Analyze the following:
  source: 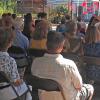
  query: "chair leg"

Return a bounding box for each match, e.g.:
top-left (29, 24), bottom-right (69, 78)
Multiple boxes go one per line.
top-left (32, 89), bottom-right (39, 100)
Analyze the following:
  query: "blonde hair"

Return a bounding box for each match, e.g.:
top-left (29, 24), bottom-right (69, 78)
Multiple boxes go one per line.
top-left (85, 24), bottom-right (100, 44)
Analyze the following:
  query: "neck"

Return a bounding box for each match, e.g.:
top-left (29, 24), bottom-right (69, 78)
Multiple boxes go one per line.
top-left (47, 49), bottom-right (61, 54)
top-left (0, 49), bottom-right (7, 52)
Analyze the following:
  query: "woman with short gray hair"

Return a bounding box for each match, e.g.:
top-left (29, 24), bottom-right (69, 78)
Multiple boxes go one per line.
top-left (0, 27), bottom-right (32, 100)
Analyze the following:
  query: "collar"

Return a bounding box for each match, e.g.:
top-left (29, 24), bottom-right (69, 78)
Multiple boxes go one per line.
top-left (0, 51), bottom-right (9, 56)
top-left (44, 53), bottom-right (63, 58)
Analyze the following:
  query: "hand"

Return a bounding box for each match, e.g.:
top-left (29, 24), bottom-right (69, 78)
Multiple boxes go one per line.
top-left (14, 79), bottom-right (23, 86)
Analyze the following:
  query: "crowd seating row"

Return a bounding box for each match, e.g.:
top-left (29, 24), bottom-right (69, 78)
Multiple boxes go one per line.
top-left (6, 46), bottom-right (100, 99)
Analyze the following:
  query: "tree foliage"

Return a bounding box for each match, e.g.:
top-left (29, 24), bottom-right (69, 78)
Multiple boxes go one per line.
top-left (48, 5), bottom-right (69, 23)
top-left (0, 0), bottom-right (16, 15)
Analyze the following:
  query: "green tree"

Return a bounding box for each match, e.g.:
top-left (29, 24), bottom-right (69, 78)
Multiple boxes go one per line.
top-left (0, 0), bottom-right (16, 15)
top-left (56, 5), bottom-right (68, 15)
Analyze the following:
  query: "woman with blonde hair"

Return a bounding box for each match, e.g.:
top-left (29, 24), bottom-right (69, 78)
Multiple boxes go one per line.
top-left (29, 20), bottom-right (47, 50)
top-left (84, 23), bottom-right (100, 83)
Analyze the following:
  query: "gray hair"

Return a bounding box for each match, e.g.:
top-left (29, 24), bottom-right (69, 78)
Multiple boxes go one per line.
top-left (0, 27), bottom-right (15, 51)
top-left (47, 31), bottom-right (65, 50)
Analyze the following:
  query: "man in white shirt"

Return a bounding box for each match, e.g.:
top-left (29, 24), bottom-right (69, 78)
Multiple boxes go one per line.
top-left (31, 31), bottom-right (94, 100)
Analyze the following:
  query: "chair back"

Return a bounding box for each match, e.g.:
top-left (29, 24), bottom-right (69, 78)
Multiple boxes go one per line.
top-left (82, 56), bottom-right (100, 82)
top-left (8, 46), bottom-right (29, 78)
top-left (83, 56), bottom-right (100, 65)
top-left (27, 48), bottom-right (46, 57)
top-left (26, 75), bottom-right (66, 100)
top-left (8, 46), bottom-right (28, 68)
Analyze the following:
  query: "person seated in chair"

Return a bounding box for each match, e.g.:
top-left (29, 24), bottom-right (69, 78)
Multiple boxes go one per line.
top-left (31, 31), bottom-right (94, 100)
top-left (0, 27), bottom-right (32, 100)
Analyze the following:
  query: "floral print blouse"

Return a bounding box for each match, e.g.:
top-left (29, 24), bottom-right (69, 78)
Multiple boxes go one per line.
top-left (0, 52), bottom-right (20, 82)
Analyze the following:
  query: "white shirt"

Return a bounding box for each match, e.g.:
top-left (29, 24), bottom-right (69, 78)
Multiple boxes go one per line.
top-left (31, 53), bottom-right (82, 100)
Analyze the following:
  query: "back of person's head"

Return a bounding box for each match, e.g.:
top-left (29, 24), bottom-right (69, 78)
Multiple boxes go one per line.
top-left (33, 20), bottom-right (49, 39)
top-left (77, 16), bottom-right (82, 22)
top-left (0, 27), bottom-right (15, 51)
top-left (61, 17), bottom-right (66, 24)
top-left (47, 31), bottom-right (65, 50)
top-left (24, 13), bottom-right (32, 22)
top-left (85, 26), bottom-right (97, 44)
top-left (65, 14), bottom-right (70, 20)
top-left (12, 13), bottom-right (17, 20)
top-left (88, 16), bottom-right (96, 26)
top-left (23, 13), bottom-right (33, 36)
top-left (37, 12), bottom-right (47, 19)
top-left (65, 20), bottom-right (77, 36)
top-left (41, 12), bottom-right (47, 19)
top-left (7, 13), bottom-right (12, 16)
top-left (37, 12), bottom-right (42, 19)
top-left (90, 16), bottom-right (100, 26)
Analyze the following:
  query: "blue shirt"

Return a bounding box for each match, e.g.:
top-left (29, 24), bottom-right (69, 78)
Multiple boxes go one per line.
top-left (13, 29), bottom-right (29, 49)
top-left (56, 24), bottom-right (66, 33)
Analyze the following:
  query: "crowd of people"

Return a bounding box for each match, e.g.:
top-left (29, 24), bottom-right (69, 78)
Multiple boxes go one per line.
top-left (0, 12), bottom-right (100, 100)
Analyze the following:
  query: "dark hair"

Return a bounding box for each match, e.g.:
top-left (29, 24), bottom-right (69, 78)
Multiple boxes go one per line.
top-left (7, 13), bottom-right (11, 16)
top-left (65, 14), bottom-right (70, 20)
top-left (85, 25), bottom-right (99, 44)
top-left (12, 14), bottom-right (16, 19)
top-left (2, 13), bottom-right (11, 18)
top-left (24, 13), bottom-right (32, 22)
top-left (88, 16), bottom-right (96, 26)
top-left (37, 12), bottom-right (47, 19)
top-left (22, 13), bottom-right (32, 40)
top-left (47, 31), bottom-right (65, 50)
top-left (61, 17), bottom-right (66, 24)
top-left (77, 16), bottom-right (82, 22)
top-left (0, 28), bottom-right (15, 51)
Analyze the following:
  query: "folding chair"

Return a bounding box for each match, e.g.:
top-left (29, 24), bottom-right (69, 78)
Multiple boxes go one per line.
top-left (82, 56), bottom-right (100, 82)
top-left (82, 56), bottom-right (100, 97)
top-left (0, 71), bottom-right (30, 100)
top-left (25, 75), bottom-right (66, 100)
top-left (27, 48), bottom-right (46, 58)
top-left (8, 46), bottom-right (30, 78)
top-left (26, 48), bottom-right (46, 68)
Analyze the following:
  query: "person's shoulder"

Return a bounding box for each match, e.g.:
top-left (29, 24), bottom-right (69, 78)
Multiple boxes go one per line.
top-left (60, 56), bottom-right (76, 67)
top-left (33, 56), bottom-right (45, 62)
top-left (5, 54), bottom-right (16, 64)
top-left (9, 56), bottom-right (16, 62)
top-left (20, 32), bottom-right (29, 41)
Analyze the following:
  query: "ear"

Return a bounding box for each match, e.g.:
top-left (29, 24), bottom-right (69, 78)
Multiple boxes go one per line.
top-left (56, 41), bottom-right (65, 53)
top-left (7, 41), bottom-right (12, 49)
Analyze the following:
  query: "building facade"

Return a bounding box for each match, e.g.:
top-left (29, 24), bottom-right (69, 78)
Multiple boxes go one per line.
top-left (17, 0), bottom-right (47, 13)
